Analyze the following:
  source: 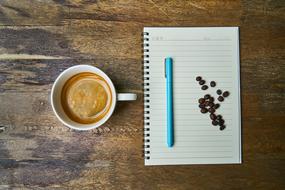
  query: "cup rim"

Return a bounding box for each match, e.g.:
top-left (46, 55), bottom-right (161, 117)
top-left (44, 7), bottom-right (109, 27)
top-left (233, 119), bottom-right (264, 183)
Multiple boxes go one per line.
top-left (51, 65), bottom-right (117, 130)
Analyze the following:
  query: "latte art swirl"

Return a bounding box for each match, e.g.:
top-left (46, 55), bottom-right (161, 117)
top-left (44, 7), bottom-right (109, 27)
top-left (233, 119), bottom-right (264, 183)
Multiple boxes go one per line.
top-left (61, 72), bottom-right (112, 124)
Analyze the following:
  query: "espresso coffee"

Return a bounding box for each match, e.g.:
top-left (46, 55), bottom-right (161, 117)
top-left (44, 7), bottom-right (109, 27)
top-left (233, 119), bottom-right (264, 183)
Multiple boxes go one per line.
top-left (61, 72), bottom-right (112, 124)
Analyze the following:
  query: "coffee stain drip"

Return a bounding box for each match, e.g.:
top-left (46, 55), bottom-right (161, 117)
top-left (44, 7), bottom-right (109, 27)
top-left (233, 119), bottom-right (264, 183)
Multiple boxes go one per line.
top-left (142, 32), bottom-right (150, 160)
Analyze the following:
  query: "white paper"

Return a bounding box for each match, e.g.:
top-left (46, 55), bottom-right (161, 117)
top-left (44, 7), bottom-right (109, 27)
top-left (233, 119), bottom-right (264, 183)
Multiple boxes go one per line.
top-left (143, 27), bottom-right (241, 165)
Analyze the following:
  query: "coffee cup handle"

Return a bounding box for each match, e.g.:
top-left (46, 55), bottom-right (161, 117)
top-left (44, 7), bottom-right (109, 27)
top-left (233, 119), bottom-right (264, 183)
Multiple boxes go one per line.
top-left (117, 93), bottom-right (137, 101)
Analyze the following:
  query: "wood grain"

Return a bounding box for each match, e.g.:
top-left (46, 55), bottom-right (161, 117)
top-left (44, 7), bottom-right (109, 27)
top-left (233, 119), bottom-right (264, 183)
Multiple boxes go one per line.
top-left (0, 0), bottom-right (284, 189)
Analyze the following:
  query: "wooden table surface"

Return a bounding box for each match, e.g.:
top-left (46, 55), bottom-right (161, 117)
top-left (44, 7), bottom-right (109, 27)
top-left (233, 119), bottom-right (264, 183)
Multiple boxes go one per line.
top-left (0, 0), bottom-right (284, 189)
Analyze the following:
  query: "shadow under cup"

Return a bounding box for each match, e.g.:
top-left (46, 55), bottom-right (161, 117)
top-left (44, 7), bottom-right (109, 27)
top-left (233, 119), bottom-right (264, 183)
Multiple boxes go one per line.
top-left (51, 65), bottom-right (117, 130)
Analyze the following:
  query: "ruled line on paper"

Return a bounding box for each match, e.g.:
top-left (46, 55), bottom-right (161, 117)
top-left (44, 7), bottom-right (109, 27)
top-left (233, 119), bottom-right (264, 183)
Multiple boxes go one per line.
top-left (149, 112), bottom-right (232, 115)
top-left (151, 44), bottom-right (232, 46)
top-left (150, 128), bottom-right (233, 131)
top-left (150, 55), bottom-right (232, 58)
top-left (150, 66), bottom-right (233, 69)
top-left (150, 114), bottom-right (232, 117)
top-left (150, 123), bottom-right (233, 126)
top-left (148, 91), bottom-right (228, 94)
top-left (150, 130), bottom-right (233, 133)
top-left (150, 76), bottom-right (233, 79)
top-left (151, 150), bottom-right (233, 153)
top-left (151, 39), bottom-right (232, 41)
top-left (149, 70), bottom-right (233, 72)
top-left (149, 57), bottom-right (232, 59)
top-left (149, 60), bottom-right (233, 63)
top-left (149, 139), bottom-right (231, 143)
top-left (151, 92), bottom-right (232, 95)
top-left (151, 117), bottom-right (231, 122)
top-left (149, 111), bottom-right (231, 114)
top-left (150, 134), bottom-right (232, 137)
top-left (150, 145), bottom-right (232, 148)
top-left (150, 128), bottom-right (233, 130)
top-left (150, 157), bottom-right (233, 159)
top-left (149, 99), bottom-right (232, 103)
top-left (150, 107), bottom-right (232, 110)
top-left (150, 61), bottom-right (232, 63)
top-left (148, 141), bottom-right (233, 145)
top-left (151, 79), bottom-right (233, 84)
top-left (150, 50), bottom-right (232, 53)
top-left (150, 85), bottom-right (234, 87)
top-left (149, 68), bottom-right (233, 71)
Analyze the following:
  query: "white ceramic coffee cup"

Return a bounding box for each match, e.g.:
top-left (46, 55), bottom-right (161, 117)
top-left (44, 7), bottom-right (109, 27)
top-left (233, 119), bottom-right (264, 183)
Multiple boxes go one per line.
top-left (51, 65), bottom-right (137, 130)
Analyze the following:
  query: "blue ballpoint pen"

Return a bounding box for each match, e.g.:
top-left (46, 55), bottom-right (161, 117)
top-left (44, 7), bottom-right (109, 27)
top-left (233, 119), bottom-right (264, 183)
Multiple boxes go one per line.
top-left (165, 57), bottom-right (174, 147)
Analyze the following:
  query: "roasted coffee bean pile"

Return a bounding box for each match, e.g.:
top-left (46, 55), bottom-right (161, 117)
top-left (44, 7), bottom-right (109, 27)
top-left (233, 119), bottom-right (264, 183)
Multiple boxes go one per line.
top-left (196, 76), bottom-right (230, 131)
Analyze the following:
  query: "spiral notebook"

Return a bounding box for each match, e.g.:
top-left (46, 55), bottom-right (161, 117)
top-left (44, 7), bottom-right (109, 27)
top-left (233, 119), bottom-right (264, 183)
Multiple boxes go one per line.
top-left (143, 27), bottom-right (241, 165)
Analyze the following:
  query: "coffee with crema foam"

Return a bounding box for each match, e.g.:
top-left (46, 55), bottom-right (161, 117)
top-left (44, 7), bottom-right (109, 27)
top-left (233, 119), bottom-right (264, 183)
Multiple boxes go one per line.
top-left (61, 72), bottom-right (112, 124)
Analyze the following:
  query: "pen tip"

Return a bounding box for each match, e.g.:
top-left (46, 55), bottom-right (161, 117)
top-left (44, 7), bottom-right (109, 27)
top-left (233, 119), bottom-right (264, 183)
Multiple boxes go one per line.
top-left (168, 143), bottom-right (174, 148)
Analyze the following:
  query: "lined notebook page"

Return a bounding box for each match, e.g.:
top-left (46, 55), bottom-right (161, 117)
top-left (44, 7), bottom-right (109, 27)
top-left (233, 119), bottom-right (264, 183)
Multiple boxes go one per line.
top-left (144, 27), bottom-right (241, 165)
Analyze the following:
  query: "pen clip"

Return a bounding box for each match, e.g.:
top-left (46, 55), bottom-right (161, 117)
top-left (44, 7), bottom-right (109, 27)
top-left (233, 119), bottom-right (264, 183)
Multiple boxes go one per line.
top-left (164, 58), bottom-right (166, 78)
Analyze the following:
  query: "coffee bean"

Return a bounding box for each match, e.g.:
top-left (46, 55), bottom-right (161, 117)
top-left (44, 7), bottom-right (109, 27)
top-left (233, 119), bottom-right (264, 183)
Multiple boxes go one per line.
top-left (212, 120), bottom-right (218, 126)
top-left (209, 97), bottom-right (214, 102)
top-left (217, 89), bottom-right (222, 95)
top-left (196, 76), bottom-right (202, 81)
top-left (201, 85), bottom-right (208, 90)
top-left (217, 115), bottom-right (222, 120)
top-left (199, 104), bottom-right (205, 108)
top-left (198, 98), bottom-right (205, 104)
top-left (219, 125), bottom-right (226, 130)
top-left (204, 94), bottom-right (210, 99)
top-left (218, 119), bottom-right (225, 125)
top-left (218, 96), bottom-right (224, 102)
top-left (208, 108), bottom-right (215, 113)
top-left (213, 103), bottom-right (220, 109)
top-left (205, 101), bottom-right (210, 106)
top-left (200, 108), bottom-right (208, 113)
top-left (210, 114), bottom-right (217, 120)
top-left (208, 102), bottom-right (214, 107)
top-left (199, 80), bottom-right (206, 85)
top-left (223, 91), bottom-right (230, 97)
top-left (210, 81), bottom-right (216, 87)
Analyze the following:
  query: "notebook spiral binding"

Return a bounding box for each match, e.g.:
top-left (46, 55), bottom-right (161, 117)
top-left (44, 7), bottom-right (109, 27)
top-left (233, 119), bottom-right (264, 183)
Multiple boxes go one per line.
top-left (143, 32), bottom-right (150, 160)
